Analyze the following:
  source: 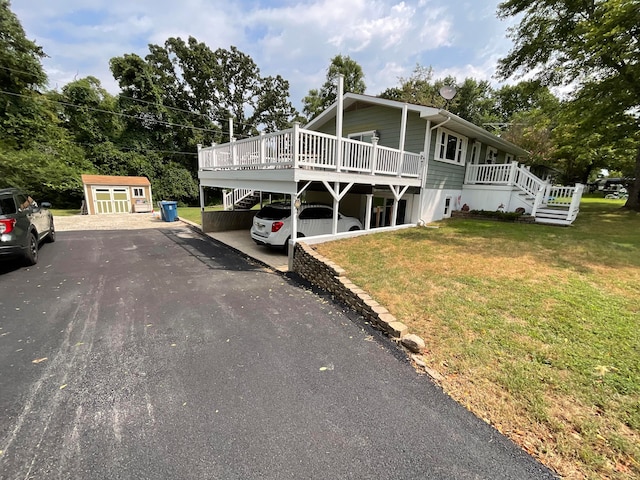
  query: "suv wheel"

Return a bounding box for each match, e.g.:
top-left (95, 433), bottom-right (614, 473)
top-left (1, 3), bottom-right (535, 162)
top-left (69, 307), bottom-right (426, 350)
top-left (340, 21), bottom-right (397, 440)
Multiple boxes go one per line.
top-left (46, 218), bottom-right (56, 242)
top-left (24, 232), bottom-right (38, 266)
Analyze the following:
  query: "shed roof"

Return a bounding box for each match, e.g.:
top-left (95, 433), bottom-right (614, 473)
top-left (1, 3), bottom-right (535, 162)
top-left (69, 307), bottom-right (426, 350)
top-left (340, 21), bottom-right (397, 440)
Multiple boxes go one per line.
top-left (81, 174), bottom-right (151, 186)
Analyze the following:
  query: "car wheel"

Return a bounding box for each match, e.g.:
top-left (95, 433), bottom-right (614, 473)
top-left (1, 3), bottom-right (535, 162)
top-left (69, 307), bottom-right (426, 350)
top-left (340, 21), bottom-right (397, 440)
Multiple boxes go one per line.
top-left (24, 232), bottom-right (38, 266)
top-left (281, 234), bottom-right (305, 252)
top-left (46, 218), bottom-right (56, 242)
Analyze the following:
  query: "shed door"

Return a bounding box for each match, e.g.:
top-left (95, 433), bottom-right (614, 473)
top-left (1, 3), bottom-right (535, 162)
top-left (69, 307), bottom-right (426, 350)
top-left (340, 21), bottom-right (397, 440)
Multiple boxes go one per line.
top-left (93, 187), bottom-right (130, 214)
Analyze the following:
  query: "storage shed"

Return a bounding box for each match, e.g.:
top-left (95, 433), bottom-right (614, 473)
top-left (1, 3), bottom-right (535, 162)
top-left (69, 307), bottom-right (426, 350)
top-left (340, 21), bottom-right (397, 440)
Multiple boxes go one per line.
top-left (81, 175), bottom-right (153, 215)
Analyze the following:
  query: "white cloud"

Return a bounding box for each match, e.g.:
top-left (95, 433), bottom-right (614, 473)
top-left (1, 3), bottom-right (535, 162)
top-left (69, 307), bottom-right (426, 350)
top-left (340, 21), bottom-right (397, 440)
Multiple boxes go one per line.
top-left (14, 0), bottom-right (518, 110)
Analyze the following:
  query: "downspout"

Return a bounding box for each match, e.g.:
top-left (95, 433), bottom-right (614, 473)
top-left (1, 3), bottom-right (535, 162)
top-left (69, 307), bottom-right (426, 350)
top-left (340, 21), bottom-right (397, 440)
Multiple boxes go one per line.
top-left (418, 116), bottom-right (451, 225)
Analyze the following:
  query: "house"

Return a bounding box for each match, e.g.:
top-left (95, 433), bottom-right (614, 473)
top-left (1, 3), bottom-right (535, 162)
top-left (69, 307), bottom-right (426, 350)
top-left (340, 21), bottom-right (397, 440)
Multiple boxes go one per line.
top-left (197, 87), bottom-right (583, 254)
top-left (81, 174), bottom-right (153, 215)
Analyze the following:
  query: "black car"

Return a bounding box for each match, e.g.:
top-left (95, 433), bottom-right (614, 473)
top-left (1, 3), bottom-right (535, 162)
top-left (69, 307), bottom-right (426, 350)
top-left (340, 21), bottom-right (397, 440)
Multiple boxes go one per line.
top-left (0, 188), bottom-right (55, 265)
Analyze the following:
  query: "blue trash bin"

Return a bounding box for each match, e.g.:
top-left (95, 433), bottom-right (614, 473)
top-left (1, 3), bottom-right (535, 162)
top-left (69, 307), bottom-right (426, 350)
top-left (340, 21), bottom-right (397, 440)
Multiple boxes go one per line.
top-left (159, 201), bottom-right (178, 222)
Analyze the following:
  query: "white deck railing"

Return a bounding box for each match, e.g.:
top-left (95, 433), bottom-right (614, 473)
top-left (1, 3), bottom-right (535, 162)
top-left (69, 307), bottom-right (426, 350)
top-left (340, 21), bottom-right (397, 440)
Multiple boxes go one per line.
top-left (532, 183), bottom-right (584, 222)
top-left (465, 161), bottom-right (584, 224)
top-left (198, 124), bottom-right (423, 179)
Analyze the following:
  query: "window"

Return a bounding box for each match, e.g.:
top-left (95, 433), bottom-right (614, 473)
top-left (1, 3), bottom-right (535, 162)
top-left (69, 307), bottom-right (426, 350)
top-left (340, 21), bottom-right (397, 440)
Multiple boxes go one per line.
top-left (0, 197), bottom-right (16, 215)
top-left (348, 130), bottom-right (378, 143)
top-left (299, 206), bottom-right (333, 220)
top-left (435, 128), bottom-right (467, 164)
top-left (443, 196), bottom-right (452, 218)
top-left (133, 187), bottom-right (144, 198)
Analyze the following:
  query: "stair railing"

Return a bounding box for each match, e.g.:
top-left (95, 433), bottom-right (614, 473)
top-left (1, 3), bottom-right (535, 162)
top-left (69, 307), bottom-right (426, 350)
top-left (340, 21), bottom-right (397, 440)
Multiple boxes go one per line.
top-left (223, 188), bottom-right (255, 210)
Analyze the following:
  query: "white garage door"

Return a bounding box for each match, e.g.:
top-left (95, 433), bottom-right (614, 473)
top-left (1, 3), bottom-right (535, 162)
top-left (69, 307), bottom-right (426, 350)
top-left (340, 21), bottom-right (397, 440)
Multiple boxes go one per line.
top-left (93, 187), bottom-right (130, 214)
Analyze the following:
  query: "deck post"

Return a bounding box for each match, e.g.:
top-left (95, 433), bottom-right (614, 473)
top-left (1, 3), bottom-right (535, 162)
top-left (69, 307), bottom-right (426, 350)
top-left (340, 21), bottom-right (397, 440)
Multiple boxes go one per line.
top-left (464, 162), bottom-right (472, 184)
top-left (532, 185), bottom-right (544, 216)
top-left (567, 183), bottom-right (584, 222)
top-left (332, 181), bottom-right (339, 234)
top-left (398, 103), bottom-right (408, 177)
top-left (336, 75), bottom-right (344, 173)
top-left (390, 199), bottom-right (398, 227)
top-left (289, 195), bottom-right (298, 265)
top-left (292, 122), bottom-right (300, 169)
top-left (259, 131), bottom-right (265, 164)
top-left (287, 197), bottom-right (297, 272)
top-left (365, 194), bottom-right (373, 231)
top-left (508, 161), bottom-right (518, 186)
top-left (231, 137), bottom-right (237, 166)
top-left (370, 135), bottom-right (379, 174)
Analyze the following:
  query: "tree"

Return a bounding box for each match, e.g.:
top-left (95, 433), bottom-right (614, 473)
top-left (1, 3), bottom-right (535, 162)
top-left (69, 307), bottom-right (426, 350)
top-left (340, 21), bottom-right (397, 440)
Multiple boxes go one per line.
top-left (0, 0), bottom-right (49, 147)
top-left (302, 54), bottom-right (366, 120)
top-left (497, 0), bottom-right (640, 210)
top-left (379, 65), bottom-right (497, 125)
top-left (109, 39), bottom-right (298, 204)
top-left (53, 76), bottom-right (122, 145)
top-left (495, 82), bottom-right (561, 169)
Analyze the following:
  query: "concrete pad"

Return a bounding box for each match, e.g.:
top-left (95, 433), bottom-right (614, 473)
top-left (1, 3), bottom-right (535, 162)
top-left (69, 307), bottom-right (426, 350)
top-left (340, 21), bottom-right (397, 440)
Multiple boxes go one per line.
top-left (204, 229), bottom-right (289, 272)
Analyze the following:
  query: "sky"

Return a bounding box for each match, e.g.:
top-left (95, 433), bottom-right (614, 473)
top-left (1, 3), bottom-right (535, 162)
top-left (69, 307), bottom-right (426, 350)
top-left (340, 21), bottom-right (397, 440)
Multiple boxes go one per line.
top-left (13, 0), bottom-right (518, 112)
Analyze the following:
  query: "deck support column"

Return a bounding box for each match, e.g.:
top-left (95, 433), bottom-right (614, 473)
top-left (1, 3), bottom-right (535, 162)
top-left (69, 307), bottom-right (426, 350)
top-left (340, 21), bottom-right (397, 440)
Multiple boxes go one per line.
top-left (288, 195), bottom-right (299, 269)
top-left (336, 75), bottom-right (344, 173)
top-left (332, 182), bottom-right (339, 234)
top-left (365, 194), bottom-right (373, 231)
top-left (389, 185), bottom-right (410, 227)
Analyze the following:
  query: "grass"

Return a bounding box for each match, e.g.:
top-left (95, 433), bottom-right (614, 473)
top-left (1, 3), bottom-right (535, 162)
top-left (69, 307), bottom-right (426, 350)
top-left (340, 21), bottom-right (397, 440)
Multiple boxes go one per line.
top-left (314, 197), bottom-right (640, 479)
top-left (50, 206), bottom-right (222, 224)
top-left (50, 209), bottom-right (81, 216)
top-left (177, 205), bottom-right (223, 224)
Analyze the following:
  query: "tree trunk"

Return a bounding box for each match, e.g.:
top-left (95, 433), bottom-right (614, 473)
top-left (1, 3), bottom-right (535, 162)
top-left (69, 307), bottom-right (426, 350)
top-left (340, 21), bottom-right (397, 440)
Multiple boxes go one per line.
top-left (623, 144), bottom-right (640, 211)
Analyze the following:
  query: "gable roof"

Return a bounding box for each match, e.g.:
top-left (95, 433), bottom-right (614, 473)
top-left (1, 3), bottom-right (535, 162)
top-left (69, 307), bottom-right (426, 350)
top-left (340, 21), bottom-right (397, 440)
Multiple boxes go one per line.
top-left (81, 174), bottom-right (151, 186)
top-left (305, 93), bottom-right (529, 157)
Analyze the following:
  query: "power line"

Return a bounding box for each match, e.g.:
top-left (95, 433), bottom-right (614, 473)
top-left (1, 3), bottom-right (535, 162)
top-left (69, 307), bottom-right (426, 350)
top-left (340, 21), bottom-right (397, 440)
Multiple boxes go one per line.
top-left (75, 142), bottom-right (197, 156)
top-left (0, 89), bottom-right (220, 134)
top-left (0, 64), bottom-right (278, 133)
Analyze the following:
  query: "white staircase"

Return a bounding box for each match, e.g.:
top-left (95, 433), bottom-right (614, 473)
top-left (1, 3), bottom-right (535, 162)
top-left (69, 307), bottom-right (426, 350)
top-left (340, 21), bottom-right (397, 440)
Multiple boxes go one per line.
top-left (465, 162), bottom-right (584, 226)
top-left (223, 189), bottom-right (261, 211)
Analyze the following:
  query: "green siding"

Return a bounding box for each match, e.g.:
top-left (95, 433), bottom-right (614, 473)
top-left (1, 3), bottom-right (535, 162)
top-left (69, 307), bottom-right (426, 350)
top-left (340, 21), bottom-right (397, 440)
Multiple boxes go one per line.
top-left (425, 129), bottom-right (465, 189)
top-left (310, 104), bottom-right (518, 190)
top-left (313, 105), bottom-right (426, 154)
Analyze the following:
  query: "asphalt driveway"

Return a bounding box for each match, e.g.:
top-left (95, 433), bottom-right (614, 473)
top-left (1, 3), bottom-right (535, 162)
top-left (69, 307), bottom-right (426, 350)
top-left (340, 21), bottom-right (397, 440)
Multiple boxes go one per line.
top-left (0, 224), bottom-right (556, 479)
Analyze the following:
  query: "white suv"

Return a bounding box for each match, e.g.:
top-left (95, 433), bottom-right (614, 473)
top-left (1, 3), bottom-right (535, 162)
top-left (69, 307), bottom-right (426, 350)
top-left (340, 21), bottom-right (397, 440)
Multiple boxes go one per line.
top-left (251, 203), bottom-right (362, 249)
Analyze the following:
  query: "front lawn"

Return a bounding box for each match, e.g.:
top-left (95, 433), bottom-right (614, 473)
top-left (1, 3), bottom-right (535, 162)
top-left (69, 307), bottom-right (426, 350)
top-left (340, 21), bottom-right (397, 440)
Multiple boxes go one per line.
top-left (314, 198), bottom-right (639, 479)
top-left (176, 205), bottom-right (223, 224)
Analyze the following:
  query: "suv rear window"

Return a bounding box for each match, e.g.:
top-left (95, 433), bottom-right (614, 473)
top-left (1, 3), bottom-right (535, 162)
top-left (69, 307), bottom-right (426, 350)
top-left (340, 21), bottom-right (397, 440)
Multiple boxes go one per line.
top-left (0, 197), bottom-right (16, 215)
top-left (256, 206), bottom-right (291, 220)
top-left (299, 207), bottom-right (333, 220)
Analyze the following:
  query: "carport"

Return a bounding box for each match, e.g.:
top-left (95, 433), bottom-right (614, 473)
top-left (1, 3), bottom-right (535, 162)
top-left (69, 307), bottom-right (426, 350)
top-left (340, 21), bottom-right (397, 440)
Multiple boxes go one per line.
top-left (197, 77), bottom-right (423, 270)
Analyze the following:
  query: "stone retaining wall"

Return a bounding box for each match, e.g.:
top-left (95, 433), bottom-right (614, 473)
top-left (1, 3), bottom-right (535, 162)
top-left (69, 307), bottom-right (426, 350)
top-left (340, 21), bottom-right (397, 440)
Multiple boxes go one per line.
top-left (292, 242), bottom-right (426, 354)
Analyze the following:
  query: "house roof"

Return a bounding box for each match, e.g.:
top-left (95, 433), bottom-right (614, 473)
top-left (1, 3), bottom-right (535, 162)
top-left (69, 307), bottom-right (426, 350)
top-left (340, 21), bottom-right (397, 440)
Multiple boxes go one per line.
top-left (305, 93), bottom-right (529, 157)
top-left (81, 174), bottom-right (151, 186)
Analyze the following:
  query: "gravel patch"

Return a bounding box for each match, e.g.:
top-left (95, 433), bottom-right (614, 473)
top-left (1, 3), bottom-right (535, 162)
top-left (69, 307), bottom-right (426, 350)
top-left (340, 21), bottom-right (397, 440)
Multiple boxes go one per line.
top-left (53, 213), bottom-right (187, 231)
